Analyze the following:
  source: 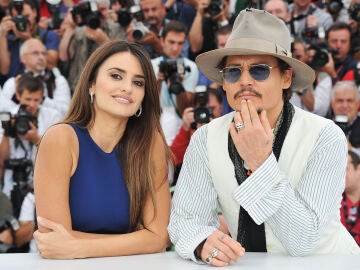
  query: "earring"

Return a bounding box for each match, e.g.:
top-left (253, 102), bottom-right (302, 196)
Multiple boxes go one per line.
top-left (90, 93), bottom-right (94, 103)
top-left (135, 105), bottom-right (142, 117)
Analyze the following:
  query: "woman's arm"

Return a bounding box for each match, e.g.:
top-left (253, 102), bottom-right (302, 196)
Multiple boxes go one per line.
top-left (34, 130), bottom-right (171, 258)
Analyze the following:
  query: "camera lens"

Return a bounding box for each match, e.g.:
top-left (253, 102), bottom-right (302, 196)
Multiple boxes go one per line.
top-left (15, 117), bottom-right (31, 135)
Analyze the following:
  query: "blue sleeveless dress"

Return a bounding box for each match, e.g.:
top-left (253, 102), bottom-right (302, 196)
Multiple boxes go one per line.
top-left (69, 124), bottom-right (130, 234)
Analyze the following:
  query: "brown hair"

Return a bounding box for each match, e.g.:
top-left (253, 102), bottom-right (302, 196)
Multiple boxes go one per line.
top-left (62, 40), bottom-right (172, 231)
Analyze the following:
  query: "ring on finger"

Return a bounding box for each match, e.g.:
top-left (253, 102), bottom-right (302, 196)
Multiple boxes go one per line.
top-left (211, 248), bottom-right (219, 258)
top-left (205, 255), bottom-right (213, 264)
top-left (235, 121), bottom-right (245, 131)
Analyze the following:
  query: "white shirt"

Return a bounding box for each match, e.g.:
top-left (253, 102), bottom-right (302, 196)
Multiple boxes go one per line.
top-left (18, 192), bottom-right (37, 253)
top-left (2, 68), bottom-right (71, 117)
top-left (1, 105), bottom-right (62, 197)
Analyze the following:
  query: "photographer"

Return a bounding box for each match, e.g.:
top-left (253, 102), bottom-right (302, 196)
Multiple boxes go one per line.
top-left (151, 20), bottom-right (199, 145)
top-left (188, 0), bottom-right (233, 60)
top-left (0, 0), bottom-right (60, 79)
top-left (171, 87), bottom-right (223, 167)
top-left (124, 0), bottom-right (166, 59)
top-left (288, 0), bottom-right (333, 40)
top-left (0, 74), bottom-right (61, 204)
top-left (328, 81), bottom-right (360, 150)
top-left (59, 0), bottom-right (125, 92)
top-left (0, 191), bottom-right (36, 253)
top-left (321, 22), bottom-right (359, 83)
top-left (2, 38), bottom-right (70, 117)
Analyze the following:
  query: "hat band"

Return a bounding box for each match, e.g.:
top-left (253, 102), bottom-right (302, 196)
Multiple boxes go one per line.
top-left (226, 38), bottom-right (292, 58)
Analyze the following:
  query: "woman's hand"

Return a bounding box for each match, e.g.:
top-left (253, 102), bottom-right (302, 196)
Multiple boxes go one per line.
top-left (33, 216), bottom-right (80, 259)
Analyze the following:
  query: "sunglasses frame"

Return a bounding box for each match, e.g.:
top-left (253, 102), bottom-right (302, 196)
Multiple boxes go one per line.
top-left (219, 64), bottom-right (278, 83)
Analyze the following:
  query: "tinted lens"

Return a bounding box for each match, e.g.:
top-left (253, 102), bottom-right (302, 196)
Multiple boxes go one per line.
top-left (221, 64), bottom-right (272, 82)
top-left (249, 65), bottom-right (271, 81)
top-left (222, 67), bottom-right (241, 83)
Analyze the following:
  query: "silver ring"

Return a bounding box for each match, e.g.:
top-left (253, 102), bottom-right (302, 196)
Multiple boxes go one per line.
top-left (205, 256), bottom-right (212, 264)
top-left (235, 121), bottom-right (245, 131)
top-left (211, 248), bottom-right (219, 258)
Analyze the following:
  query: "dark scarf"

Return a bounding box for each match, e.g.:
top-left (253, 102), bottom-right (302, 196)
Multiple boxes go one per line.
top-left (228, 102), bottom-right (295, 252)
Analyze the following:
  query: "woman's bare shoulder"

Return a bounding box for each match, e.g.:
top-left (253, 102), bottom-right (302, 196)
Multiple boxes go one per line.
top-left (39, 123), bottom-right (78, 149)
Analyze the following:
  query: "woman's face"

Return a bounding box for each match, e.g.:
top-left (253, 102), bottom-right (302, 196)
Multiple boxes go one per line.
top-left (91, 51), bottom-right (146, 120)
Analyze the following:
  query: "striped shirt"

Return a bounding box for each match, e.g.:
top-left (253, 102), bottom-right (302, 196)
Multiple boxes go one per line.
top-left (168, 119), bottom-right (353, 261)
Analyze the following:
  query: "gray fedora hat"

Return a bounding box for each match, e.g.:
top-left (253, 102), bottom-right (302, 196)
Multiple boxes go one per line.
top-left (195, 8), bottom-right (315, 92)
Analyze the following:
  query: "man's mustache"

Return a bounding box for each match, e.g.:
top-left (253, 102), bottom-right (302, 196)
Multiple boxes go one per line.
top-left (233, 87), bottom-right (262, 100)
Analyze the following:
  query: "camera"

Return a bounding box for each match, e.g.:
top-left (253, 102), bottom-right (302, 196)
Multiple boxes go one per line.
top-left (117, 5), bottom-right (144, 28)
top-left (0, 105), bottom-right (36, 138)
top-left (0, 215), bottom-right (20, 234)
top-left (204, 0), bottom-right (224, 17)
top-left (193, 85), bottom-right (213, 124)
top-left (159, 58), bottom-right (191, 95)
top-left (71, 0), bottom-right (101, 29)
top-left (46, 0), bottom-right (64, 30)
top-left (326, 0), bottom-right (344, 15)
top-left (349, 3), bottom-right (360, 22)
top-left (308, 41), bottom-right (338, 70)
top-left (11, 0), bottom-right (29, 32)
top-left (4, 158), bottom-right (33, 218)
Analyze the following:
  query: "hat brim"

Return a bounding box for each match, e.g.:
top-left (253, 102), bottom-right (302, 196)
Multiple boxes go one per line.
top-left (195, 48), bottom-right (315, 92)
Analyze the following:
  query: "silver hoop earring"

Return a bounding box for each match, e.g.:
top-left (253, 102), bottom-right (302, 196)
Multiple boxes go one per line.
top-left (135, 105), bottom-right (142, 117)
top-left (90, 93), bottom-right (94, 103)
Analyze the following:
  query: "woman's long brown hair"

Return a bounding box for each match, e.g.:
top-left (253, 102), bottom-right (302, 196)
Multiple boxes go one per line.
top-left (62, 40), bottom-right (172, 231)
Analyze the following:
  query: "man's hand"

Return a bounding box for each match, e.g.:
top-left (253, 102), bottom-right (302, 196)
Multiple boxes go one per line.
top-left (0, 228), bottom-right (13, 245)
top-left (18, 122), bottom-right (40, 145)
top-left (229, 100), bottom-right (273, 172)
top-left (198, 230), bottom-right (245, 267)
top-left (182, 107), bottom-right (195, 131)
top-left (0, 16), bottom-right (15, 37)
top-left (84, 27), bottom-right (110, 43)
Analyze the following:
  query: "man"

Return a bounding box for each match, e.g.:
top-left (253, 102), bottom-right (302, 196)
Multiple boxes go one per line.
top-left (126, 0), bottom-right (167, 59)
top-left (151, 20), bottom-right (198, 145)
top-left (322, 22), bottom-right (359, 83)
top-left (188, 0), bottom-right (233, 61)
top-left (168, 9), bottom-right (360, 267)
top-left (328, 81), bottom-right (360, 150)
top-left (290, 38), bottom-right (333, 117)
top-left (0, 74), bottom-right (61, 208)
top-left (288, 0), bottom-right (333, 39)
top-left (0, 0), bottom-right (59, 79)
top-left (264, 0), bottom-right (291, 24)
top-left (59, 0), bottom-right (125, 92)
top-left (2, 38), bottom-right (70, 117)
top-left (341, 150), bottom-right (360, 246)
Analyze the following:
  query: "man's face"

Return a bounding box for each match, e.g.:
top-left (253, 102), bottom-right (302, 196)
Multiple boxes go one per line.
top-left (21, 41), bottom-right (47, 74)
top-left (294, 0), bottom-right (311, 10)
top-left (331, 89), bottom-right (359, 122)
top-left (161, 31), bottom-right (186, 59)
top-left (15, 89), bottom-right (43, 115)
top-left (345, 155), bottom-right (360, 194)
top-left (140, 0), bottom-right (165, 26)
top-left (207, 93), bottom-right (223, 118)
top-left (217, 33), bottom-right (231, 49)
top-left (327, 29), bottom-right (351, 62)
top-left (222, 55), bottom-right (292, 119)
top-left (12, 3), bottom-right (36, 27)
top-left (264, 0), bottom-right (291, 22)
top-left (292, 42), bottom-right (308, 63)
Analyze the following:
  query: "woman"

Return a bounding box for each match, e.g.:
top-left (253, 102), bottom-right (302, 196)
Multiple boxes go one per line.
top-left (33, 40), bottom-right (173, 259)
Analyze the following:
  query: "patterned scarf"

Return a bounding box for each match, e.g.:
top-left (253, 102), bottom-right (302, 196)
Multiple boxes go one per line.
top-left (228, 102), bottom-right (295, 251)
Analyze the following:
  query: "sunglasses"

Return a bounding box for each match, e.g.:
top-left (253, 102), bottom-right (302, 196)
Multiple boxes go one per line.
top-left (219, 64), bottom-right (278, 83)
